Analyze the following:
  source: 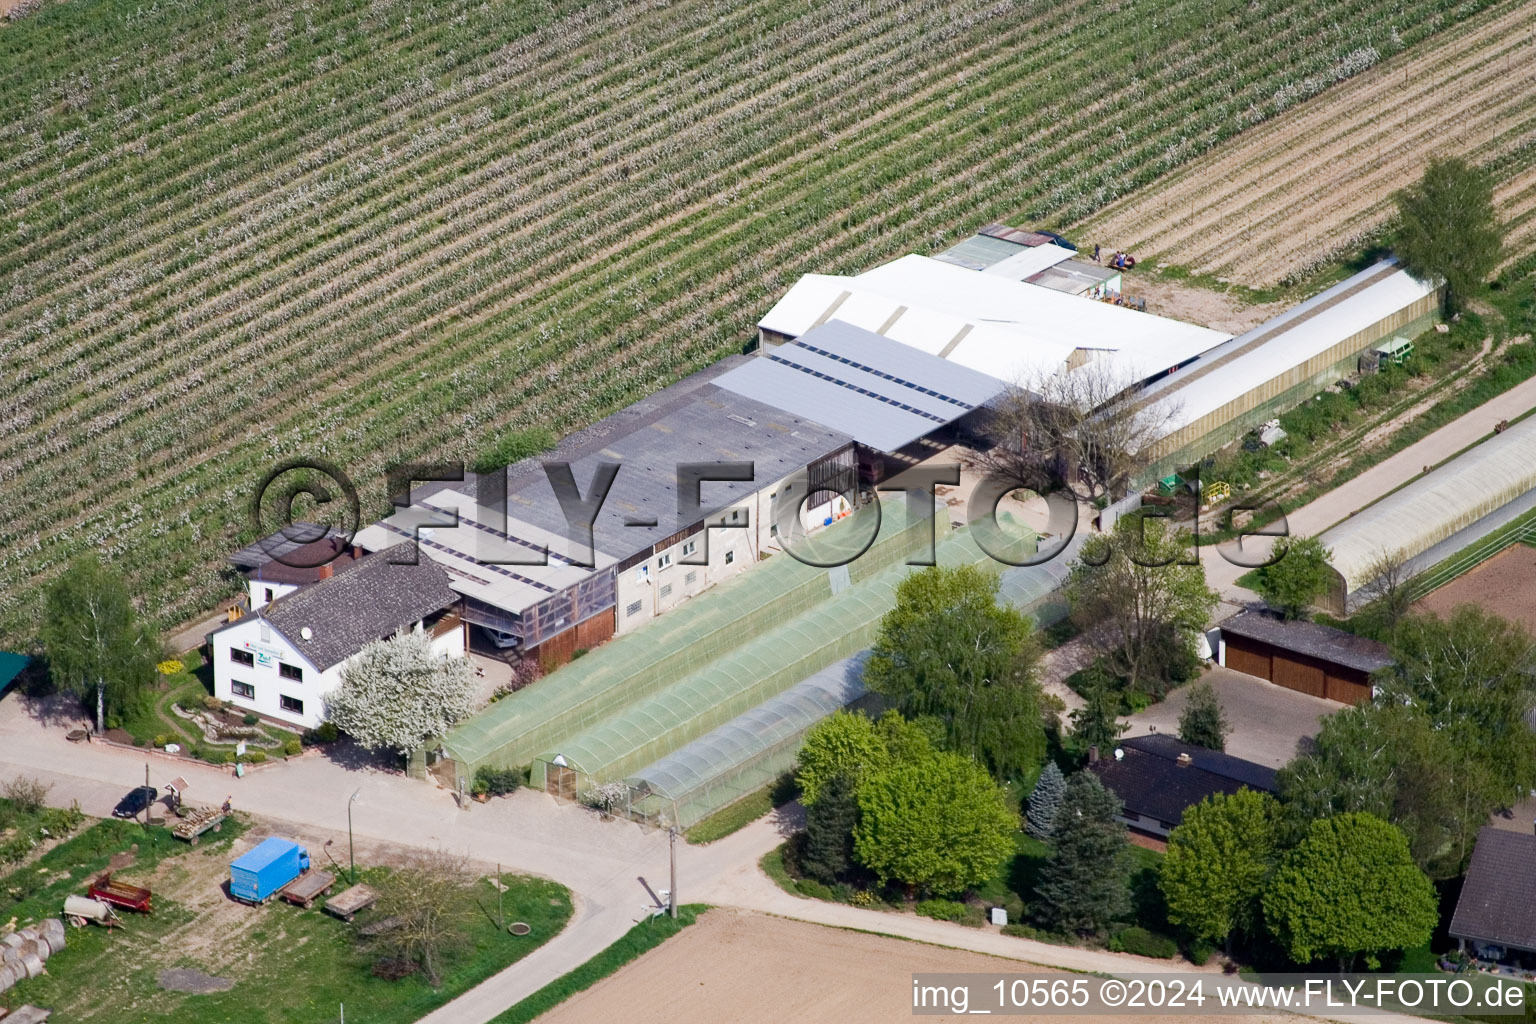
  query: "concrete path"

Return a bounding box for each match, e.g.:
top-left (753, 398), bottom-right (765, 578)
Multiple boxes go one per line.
top-left (1198, 370), bottom-right (1536, 602)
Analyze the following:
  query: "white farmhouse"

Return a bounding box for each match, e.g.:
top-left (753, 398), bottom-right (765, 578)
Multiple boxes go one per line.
top-left (208, 544), bottom-right (463, 730)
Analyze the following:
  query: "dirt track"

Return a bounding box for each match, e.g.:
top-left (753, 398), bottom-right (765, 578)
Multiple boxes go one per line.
top-left (1414, 542), bottom-right (1536, 632)
top-left (1076, 0), bottom-right (1536, 287)
top-left (534, 909), bottom-right (1289, 1024)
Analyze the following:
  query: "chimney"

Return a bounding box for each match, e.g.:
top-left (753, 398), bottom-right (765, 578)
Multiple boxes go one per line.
top-left (1176, 752), bottom-right (1193, 767)
top-left (1088, 745), bottom-right (1099, 764)
top-left (318, 562), bottom-right (334, 581)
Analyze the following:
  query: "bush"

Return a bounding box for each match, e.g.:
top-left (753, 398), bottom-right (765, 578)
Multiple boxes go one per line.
top-left (960, 904), bottom-right (988, 928)
top-left (315, 721), bottom-right (339, 743)
top-left (1109, 926), bottom-right (1178, 959)
top-left (244, 750), bottom-right (267, 764)
top-left (916, 899), bottom-right (967, 922)
top-left (242, 713), bottom-right (259, 726)
top-left (1187, 938), bottom-right (1216, 966)
top-left (850, 889), bottom-right (876, 907)
top-left (1002, 895), bottom-right (1025, 926)
top-left (2, 776), bottom-right (52, 814)
top-left (794, 878), bottom-right (838, 901)
top-left (475, 765), bottom-right (522, 797)
top-left (132, 736), bottom-right (146, 747)
top-left (201, 694), bottom-right (223, 711)
top-left (151, 733), bottom-right (170, 748)
top-left (284, 738), bottom-right (302, 757)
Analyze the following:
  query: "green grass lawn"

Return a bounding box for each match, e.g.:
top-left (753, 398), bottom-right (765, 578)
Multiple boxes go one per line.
top-left (2, 816), bottom-right (572, 1023)
top-left (684, 774), bottom-right (797, 845)
top-left (491, 904), bottom-right (707, 1023)
top-left (114, 650), bottom-right (299, 762)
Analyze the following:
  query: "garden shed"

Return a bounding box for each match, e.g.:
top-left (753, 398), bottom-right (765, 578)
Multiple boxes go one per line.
top-left (1216, 610), bottom-right (1391, 704)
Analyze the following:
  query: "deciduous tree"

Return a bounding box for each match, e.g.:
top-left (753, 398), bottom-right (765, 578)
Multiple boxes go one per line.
top-left (326, 632), bottom-right (476, 759)
top-left (975, 364), bottom-right (1184, 501)
top-left (1032, 771), bottom-right (1130, 936)
top-left (1262, 812), bottom-right (1437, 970)
top-left (1160, 790), bottom-right (1282, 951)
top-left (41, 555), bottom-right (160, 734)
top-left (853, 751), bottom-right (1015, 896)
top-left (1253, 536), bottom-right (1333, 620)
top-left (373, 849), bottom-right (475, 987)
top-left (1065, 516), bottom-right (1218, 697)
top-left (866, 566), bottom-right (1046, 780)
top-left (1392, 156), bottom-right (1503, 313)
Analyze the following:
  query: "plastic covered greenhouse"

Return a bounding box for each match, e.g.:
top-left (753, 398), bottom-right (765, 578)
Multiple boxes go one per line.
top-left (442, 498), bottom-right (938, 775)
top-left (530, 521), bottom-right (1037, 794)
top-left (625, 655), bottom-right (869, 828)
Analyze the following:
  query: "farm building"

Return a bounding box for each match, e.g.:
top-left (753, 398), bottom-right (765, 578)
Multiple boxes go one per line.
top-left (228, 525), bottom-right (365, 612)
top-left (1133, 260), bottom-right (1442, 485)
top-left (714, 318), bottom-right (1006, 480)
top-left (1216, 610), bottom-right (1392, 704)
top-left (1316, 414), bottom-right (1536, 615)
top-left (933, 222), bottom-right (1076, 272)
top-left (1089, 734), bottom-right (1277, 840)
top-left (352, 360), bottom-right (857, 670)
top-left (1450, 827), bottom-right (1536, 964)
top-left (207, 545), bottom-right (464, 730)
top-left (438, 498), bottom-right (942, 782)
top-left (1026, 259), bottom-right (1123, 299)
top-left (757, 254), bottom-right (1230, 386)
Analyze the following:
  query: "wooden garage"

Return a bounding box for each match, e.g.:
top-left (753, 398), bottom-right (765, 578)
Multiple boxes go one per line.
top-left (1218, 610), bottom-right (1393, 705)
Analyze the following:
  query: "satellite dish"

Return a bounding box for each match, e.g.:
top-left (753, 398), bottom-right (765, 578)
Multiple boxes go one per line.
top-left (1113, 748), bottom-right (1124, 761)
top-left (300, 627), bottom-right (314, 641)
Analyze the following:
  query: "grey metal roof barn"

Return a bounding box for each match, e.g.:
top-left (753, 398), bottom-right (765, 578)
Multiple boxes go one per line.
top-left (713, 320), bottom-right (1005, 453)
top-left (1318, 414), bottom-right (1536, 613)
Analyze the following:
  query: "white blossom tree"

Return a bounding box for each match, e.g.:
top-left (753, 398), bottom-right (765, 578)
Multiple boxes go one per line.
top-left (326, 632), bottom-right (476, 758)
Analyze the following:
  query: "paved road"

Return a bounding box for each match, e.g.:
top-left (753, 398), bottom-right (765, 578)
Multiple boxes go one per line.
top-left (1200, 370), bottom-right (1536, 601)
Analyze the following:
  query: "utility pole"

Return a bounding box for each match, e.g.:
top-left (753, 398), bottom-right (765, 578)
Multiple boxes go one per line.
top-left (668, 827), bottom-right (678, 919)
top-left (497, 863), bottom-right (504, 931)
top-left (143, 763), bottom-right (151, 830)
top-left (347, 788), bottom-right (361, 884)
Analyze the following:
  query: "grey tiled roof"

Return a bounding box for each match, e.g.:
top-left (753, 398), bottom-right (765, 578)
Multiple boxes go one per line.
top-left (1451, 828), bottom-right (1536, 950)
top-left (1219, 610), bottom-right (1395, 673)
top-left (256, 544), bottom-right (458, 671)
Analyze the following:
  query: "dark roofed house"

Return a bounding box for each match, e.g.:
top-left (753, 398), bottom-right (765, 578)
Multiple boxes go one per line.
top-left (207, 544), bottom-right (464, 729)
top-left (1219, 609), bottom-right (1394, 705)
top-left (1089, 733), bottom-right (1278, 843)
top-left (229, 523), bottom-right (367, 613)
top-left (1450, 827), bottom-right (1536, 965)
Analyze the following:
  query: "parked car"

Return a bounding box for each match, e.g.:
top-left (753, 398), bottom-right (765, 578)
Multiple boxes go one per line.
top-left (112, 785), bottom-right (159, 818)
top-left (484, 627), bottom-right (518, 649)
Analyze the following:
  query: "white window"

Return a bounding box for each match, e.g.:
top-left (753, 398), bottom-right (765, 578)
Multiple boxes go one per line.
top-left (725, 550), bottom-right (735, 565)
top-left (657, 552), bottom-right (672, 569)
top-left (681, 539), bottom-right (697, 558)
top-left (231, 681), bottom-right (255, 700)
top-left (729, 509), bottom-right (742, 523)
top-left (259, 622), bottom-right (271, 643)
top-left (635, 565), bottom-right (649, 583)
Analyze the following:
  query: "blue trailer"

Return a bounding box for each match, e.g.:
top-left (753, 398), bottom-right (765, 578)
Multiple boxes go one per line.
top-left (230, 837), bottom-right (311, 904)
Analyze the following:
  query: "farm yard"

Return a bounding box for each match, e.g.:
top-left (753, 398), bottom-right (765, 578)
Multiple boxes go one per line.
top-left (0, 0), bottom-right (1515, 648)
top-left (0, 813), bottom-right (572, 1022)
top-left (1075, 0), bottom-right (1536, 288)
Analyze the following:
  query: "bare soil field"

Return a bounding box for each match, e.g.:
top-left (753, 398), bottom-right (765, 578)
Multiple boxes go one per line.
top-left (1414, 543), bottom-right (1536, 632)
top-left (1076, 0), bottom-right (1536, 288)
top-left (535, 909), bottom-right (1287, 1024)
top-left (1126, 277), bottom-right (1288, 335)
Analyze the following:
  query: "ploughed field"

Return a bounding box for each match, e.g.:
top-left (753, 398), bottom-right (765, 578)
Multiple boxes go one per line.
top-left (0, 0), bottom-right (1506, 644)
top-left (1075, 0), bottom-right (1536, 288)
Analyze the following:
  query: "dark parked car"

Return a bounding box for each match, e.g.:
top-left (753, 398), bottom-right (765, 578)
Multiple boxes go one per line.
top-left (112, 786), bottom-right (159, 819)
